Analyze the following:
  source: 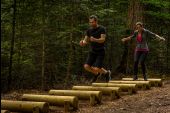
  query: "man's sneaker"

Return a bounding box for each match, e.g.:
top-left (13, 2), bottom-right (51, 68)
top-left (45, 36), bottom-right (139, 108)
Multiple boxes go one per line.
top-left (91, 73), bottom-right (100, 83)
top-left (105, 70), bottom-right (111, 82)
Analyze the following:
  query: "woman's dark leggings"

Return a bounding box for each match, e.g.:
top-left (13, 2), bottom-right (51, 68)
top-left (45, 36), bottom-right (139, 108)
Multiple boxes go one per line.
top-left (134, 51), bottom-right (148, 80)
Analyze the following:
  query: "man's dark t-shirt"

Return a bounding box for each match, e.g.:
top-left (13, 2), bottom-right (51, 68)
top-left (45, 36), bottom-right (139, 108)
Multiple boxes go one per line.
top-left (86, 25), bottom-right (106, 51)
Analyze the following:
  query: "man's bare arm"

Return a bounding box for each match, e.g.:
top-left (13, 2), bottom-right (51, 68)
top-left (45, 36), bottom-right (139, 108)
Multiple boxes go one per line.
top-left (83, 35), bottom-right (90, 43)
top-left (90, 34), bottom-right (106, 43)
top-left (79, 35), bottom-right (89, 46)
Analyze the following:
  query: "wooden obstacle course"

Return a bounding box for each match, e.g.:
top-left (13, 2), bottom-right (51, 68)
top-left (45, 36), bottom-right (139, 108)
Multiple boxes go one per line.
top-left (72, 86), bottom-right (120, 100)
top-left (1, 77), bottom-right (163, 113)
top-left (1, 110), bottom-right (10, 113)
top-left (109, 80), bottom-right (151, 90)
top-left (49, 90), bottom-right (102, 106)
top-left (22, 94), bottom-right (78, 111)
top-left (122, 78), bottom-right (163, 87)
top-left (1, 100), bottom-right (49, 113)
top-left (92, 83), bottom-right (137, 94)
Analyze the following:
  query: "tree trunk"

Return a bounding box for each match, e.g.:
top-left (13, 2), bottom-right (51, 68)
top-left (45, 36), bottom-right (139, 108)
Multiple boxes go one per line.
top-left (166, 24), bottom-right (170, 73)
top-left (65, 27), bottom-right (73, 86)
top-left (126, 0), bottom-right (143, 74)
top-left (116, 0), bottom-right (143, 75)
top-left (41, 0), bottom-right (45, 90)
top-left (17, 0), bottom-right (24, 90)
top-left (8, 0), bottom-right (16, 91)
top-left (65, 1), bottom-right (74, 86)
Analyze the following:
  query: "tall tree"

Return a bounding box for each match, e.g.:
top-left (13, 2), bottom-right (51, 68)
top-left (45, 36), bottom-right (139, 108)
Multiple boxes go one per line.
top-left (8, 0), bottom-right (16, 90)
top-left (41, 0), bottom-right (45, 90)
top-left (127, 0), bottom-right (144, 73)
top-left (118, 0), bottom-right (144, 74)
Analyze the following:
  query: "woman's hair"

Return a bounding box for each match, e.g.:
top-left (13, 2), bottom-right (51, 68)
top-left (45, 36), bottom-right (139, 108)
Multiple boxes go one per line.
top-left (136, 22), bottom-right (143, 27)
top-left (89, 15), bottom-right (98, 21)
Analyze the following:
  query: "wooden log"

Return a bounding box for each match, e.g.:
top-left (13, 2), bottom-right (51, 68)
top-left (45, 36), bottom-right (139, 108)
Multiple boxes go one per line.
top-left (1, 110), bottom-right (10, 113)
top-left (92, 83), bottom-right (137, 94)
top-left (90, 94), bottom-right (96, 106)
top-left (109, 80), bottom-right (151, 90)
top-left (22, 94), bottom-right (78, 111)
top-left (122, 78), bottom-right (163, 87)
top-left (33, 107), bottom-right (40, 113)
top-left (72, 86), bottom-right (120, 100)
top-left (49, 90), bottom-right (102, 106)
top-left (64, 100), bottom-right (70, 113)
top-left (1, 100), bottom-right (49, 113)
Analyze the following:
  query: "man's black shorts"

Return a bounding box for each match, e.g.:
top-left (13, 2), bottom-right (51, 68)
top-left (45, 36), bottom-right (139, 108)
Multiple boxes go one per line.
top-left (85, 50), bottom-right (105, 68)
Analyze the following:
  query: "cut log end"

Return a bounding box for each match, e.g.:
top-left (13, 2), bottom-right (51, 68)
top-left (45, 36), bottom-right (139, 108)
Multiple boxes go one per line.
top-left (1, 100), bottom-right (49, 113)
top-left (1, 110), bottom-right (10, 113)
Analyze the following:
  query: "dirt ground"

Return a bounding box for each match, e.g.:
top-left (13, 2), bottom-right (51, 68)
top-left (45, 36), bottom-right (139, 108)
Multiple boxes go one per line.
top-left (76, 80), bottom-right (170, 113)
top-left (1, 80), bottom-right (170, 113)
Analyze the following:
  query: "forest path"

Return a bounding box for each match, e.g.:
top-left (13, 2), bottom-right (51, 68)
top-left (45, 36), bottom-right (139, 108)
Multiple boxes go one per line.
top-left (1, 80), bottom-right (170, 113)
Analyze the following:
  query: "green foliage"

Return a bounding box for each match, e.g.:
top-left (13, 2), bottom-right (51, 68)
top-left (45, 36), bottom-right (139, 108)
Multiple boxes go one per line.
top-left (139, 0), bottom-right (170, 73)
top-left (141, 0), bottom-right (170, 8)
top-left (145, 11), bottom-right (170, 20)
top-left (1, 0), bottom-right (170, 91)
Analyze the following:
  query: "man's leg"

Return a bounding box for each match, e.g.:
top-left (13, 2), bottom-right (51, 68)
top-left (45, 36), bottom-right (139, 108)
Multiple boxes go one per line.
top-left (100, 68), bottom-right (107, 74)
top-left (94, 51), bottom-right (111, 82)
top-left (91, 67), bottom-right (110, 75)
top-left (84, 64), bottom-right (98, 75)
top-left (84, 52), bottom-right (100, 82)
top-left (90, 66), bottom-right (103, 82)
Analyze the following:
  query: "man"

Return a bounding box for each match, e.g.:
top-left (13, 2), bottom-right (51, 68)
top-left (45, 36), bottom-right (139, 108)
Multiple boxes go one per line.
top-left (79, 15), bottom-right (111, 83)
top-left (121, 22), bottom-right (165, 80)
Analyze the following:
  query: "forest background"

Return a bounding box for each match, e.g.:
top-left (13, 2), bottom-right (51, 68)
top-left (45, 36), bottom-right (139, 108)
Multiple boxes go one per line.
top-left (1, 0), bottom-right (170, 92)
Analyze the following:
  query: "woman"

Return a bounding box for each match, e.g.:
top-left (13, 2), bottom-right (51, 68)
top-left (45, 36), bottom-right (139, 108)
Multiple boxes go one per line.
top-left (121, 22), bottom-right (165, 80)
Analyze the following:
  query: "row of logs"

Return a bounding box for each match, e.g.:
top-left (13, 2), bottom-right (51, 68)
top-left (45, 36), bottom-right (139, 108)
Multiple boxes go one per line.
top-left (1, 78), bottom-right (162, 113)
